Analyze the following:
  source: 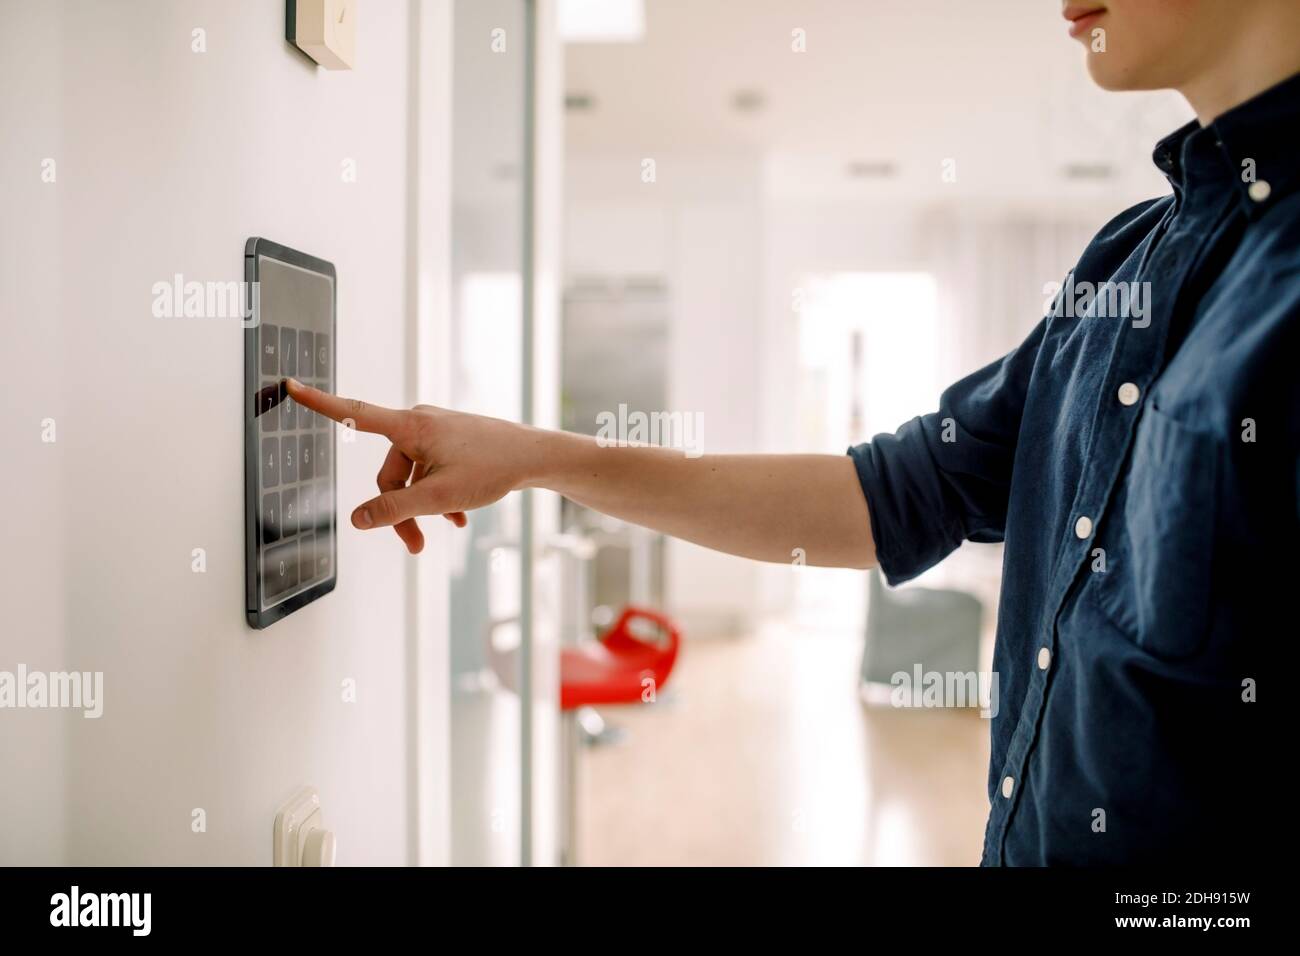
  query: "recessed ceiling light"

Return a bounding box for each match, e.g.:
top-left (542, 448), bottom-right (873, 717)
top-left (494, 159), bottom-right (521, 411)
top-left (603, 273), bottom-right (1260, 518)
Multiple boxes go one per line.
top-left (1063, 162), bottom-right (1114, 181)
top-left (558, 0), bottom-right (645, 43)
top-left (731, 89), bottom-right (766, 114)
top-left (846, 160), bottom-right (898, 179)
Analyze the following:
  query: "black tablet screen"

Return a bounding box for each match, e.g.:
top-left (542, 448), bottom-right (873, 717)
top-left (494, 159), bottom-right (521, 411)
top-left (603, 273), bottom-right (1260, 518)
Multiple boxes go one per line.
top-left (246, 245), bottom-right (337, 626)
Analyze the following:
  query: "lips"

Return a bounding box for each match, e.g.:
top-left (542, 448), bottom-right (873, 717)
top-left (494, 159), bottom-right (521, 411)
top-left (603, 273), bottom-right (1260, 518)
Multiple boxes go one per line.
top-left (1063, 4), bottom-right (1106, 38)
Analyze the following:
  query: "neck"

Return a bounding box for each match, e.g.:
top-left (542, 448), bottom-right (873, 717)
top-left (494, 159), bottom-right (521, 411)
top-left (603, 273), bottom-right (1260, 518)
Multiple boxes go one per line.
top-left (1179, 7), bottom-right (1300, 124)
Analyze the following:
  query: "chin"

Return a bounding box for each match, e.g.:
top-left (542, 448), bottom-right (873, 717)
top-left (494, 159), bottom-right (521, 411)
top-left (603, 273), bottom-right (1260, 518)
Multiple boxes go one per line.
top-left (1084, 52), bottom-right (1154, 92)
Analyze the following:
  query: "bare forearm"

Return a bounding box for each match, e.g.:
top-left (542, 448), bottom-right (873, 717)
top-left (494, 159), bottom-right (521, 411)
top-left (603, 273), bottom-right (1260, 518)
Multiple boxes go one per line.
top-left (522, 430), bottom-right (876, 569)
top-left (286, 380), bottom-right (877, 566)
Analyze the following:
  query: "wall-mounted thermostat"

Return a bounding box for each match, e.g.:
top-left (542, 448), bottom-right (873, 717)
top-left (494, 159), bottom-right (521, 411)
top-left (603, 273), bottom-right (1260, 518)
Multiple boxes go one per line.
top-left (244, 238), bottom-right (338, 629)
top-left (287, 0), bottom-right (356, 70)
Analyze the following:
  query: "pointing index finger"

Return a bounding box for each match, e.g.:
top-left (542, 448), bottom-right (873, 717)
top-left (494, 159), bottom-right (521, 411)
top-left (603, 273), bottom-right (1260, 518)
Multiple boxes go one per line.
top-left (286, 378), bottom-right (408, 437)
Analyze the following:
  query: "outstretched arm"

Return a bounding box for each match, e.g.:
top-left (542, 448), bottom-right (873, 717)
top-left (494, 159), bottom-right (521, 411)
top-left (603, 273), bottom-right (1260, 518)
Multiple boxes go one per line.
top-left (287, 378), bottom-right (876, 569)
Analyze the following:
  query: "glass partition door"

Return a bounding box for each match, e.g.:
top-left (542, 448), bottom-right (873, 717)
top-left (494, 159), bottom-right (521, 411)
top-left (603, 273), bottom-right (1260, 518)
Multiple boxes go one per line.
top-left (449, 0), bottom-right (530, 867)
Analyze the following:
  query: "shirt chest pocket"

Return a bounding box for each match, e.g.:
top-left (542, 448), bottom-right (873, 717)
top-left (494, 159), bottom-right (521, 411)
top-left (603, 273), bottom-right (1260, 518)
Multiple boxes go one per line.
top-left (1092, 402), bottom-right (1220, 660)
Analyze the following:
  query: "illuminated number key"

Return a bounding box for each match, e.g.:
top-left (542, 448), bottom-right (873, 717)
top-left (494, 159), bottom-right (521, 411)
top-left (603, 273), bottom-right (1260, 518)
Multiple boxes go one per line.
top-left (265, 540), bottom-right (299, 597)
top-left (299, 534), bottom-right (315, 584)
top-left (261, 437), bottom-right (279, 488)
top-left (281, 487), bottom-right (298, 538)
top-left (262, 492), bottom-right (281, 544)
top-left (298, 331), bottom-right (313, 384)
top-left (314, 529), bottom-right (331, 578)
top-left (260, 324), bottom-right (280, 375)
top-left (316, 481), bottom-right (332, 527)
top-left (281, 435), bottom-right (298, 484)
top-left (315, 333), bottom-right (329, 379)
top-left (280, 327), bottom-right (297, 377)
top-left (259, 380), bottom-right (280, 433)
top-left (315, 432), bottom-right (330, 476)
top-left (299, 485), bottom-right (315, 532)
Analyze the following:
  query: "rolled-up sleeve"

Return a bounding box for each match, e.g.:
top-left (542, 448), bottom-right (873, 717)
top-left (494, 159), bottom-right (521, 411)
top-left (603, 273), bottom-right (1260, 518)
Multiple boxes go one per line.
top-left (848, 317), bottom-right (1046, 585)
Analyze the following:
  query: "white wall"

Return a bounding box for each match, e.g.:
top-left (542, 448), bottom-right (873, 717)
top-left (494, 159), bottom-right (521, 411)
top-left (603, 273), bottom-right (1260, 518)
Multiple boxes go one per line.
top-left (0, 0), bottom-right (454, 865)
top-left (0, 1), bottom-right (68, 864)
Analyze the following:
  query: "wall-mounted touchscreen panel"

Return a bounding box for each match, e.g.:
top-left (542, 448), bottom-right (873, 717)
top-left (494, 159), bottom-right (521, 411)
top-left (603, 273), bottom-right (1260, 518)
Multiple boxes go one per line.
top-left (244, 238), bottom-right (337, 629)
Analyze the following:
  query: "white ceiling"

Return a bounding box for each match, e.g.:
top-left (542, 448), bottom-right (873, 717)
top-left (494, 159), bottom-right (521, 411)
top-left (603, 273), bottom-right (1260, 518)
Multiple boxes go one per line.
top-left (563, 0), bottom-right (1193, 202)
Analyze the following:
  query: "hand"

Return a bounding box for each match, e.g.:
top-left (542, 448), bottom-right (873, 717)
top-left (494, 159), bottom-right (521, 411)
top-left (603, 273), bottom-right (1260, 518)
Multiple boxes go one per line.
top-left (286, 378), bottom-right (536, 554)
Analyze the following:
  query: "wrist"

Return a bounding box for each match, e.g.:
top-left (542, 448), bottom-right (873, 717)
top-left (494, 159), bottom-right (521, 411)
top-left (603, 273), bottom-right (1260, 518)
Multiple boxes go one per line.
top-left (514, 425), bottom-right (587, 492)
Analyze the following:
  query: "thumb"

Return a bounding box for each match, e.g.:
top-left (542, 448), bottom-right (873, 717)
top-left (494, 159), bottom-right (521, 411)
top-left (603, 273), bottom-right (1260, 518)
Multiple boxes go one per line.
top-left (351, 482), bottom-right (444, 530)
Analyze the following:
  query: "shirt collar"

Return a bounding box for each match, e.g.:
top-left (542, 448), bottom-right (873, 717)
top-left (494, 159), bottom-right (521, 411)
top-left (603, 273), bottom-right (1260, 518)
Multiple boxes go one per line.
top-left (1152, 70), bottom-right (1300, 219)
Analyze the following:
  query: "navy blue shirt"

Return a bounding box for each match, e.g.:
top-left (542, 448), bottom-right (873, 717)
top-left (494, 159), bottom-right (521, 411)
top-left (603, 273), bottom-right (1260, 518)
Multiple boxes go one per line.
top-left (849, 73), bottom-right (1299, 865)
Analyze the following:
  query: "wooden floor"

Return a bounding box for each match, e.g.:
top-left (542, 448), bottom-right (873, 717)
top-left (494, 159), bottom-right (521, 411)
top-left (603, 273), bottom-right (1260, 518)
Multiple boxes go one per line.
top-left (576, 625), bottom-right (992, 866)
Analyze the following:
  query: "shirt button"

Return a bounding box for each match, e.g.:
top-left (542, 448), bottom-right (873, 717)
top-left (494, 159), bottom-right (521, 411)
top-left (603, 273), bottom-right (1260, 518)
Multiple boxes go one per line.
top-left (1248, 180), bottom-right (1272, 203)
top-left (1038, 647), bottom-right (1051, 670)
top-left (1117, 382), bottom-right (1140, 406)
top-left (1075, 515), bottom-right (1093, 539)
top-left (1002, 776), bottom-right (1015, 798)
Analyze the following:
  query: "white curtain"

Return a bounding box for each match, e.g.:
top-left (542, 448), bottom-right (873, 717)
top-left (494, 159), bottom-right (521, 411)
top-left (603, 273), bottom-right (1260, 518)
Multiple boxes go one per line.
top-left (928, 211), bottom-right (1103, 388)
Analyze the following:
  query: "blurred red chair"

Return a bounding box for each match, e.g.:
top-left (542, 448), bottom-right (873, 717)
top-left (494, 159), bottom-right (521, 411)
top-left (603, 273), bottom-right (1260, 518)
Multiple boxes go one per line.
top-left (559, 605), bottom-right (681, 865)
top-left (561, 606), bottom-right (681, 710)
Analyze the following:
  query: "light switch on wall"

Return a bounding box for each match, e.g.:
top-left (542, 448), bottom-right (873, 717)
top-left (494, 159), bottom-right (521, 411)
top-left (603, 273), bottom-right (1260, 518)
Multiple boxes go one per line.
top-left (274, 787), bottom-right (338, 867)
top-left (288, 0), bottom-right (356, 70)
